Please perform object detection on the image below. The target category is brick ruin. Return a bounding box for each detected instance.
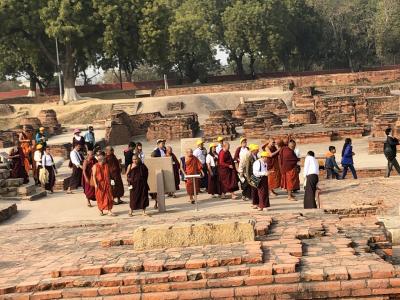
[105,110,200,145]
[202,110,237,141]
[146,113,199,141]
[37,109,62,135]
[0,109,63,149]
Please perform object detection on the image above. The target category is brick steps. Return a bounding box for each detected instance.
[3,276,400,299]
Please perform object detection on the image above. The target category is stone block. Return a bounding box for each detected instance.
[133,219,255,250]
[6,178,23,187]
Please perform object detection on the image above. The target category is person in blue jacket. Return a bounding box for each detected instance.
[341,138,357,179]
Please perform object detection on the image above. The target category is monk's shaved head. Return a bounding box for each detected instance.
[186,148,193,156]
[223,141,230,150]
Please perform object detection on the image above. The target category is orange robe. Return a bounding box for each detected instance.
[20,131,32,174]
[185,156,203,196]
[266,145,281,190]
[94,163,114,211]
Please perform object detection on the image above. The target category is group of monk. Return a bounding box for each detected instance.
[7,125,322,214]
[183,136,307,211]
[68,133,150,217]
[8,125,51,188]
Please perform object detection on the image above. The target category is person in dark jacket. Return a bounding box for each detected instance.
[151,139,166,157]
[124,142,136,172]
[325,146,341,179]
[384,127,400,177]
[341,138,357,179]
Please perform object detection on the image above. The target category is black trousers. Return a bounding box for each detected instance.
[386,157,400,177]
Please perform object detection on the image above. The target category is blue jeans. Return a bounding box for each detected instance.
[341,164,357,179]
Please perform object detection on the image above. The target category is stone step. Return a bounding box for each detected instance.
[17,183,37,196]
[0,189,46,201]
[0,203,17,223]
[5,178,23,187]
[0,169,10,180]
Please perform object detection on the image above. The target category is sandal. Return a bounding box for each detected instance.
[108,212,117,216]
[128,210,133,217]
[99,211,104,216]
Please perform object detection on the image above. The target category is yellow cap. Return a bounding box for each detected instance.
[36,144,43,150]
[209,143,216,148]
[39,127,45,131]
[239,137,247,144]
[217,136,224,142]
[260,151,270,157]
[249,144,259,151]
[196,139,204,146]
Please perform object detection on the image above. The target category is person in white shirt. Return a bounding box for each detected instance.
[67,144,84,194]
[41,146,56,193]
[33,144,43,185]
[252,151,272,211]
[303,151,319,209]
[216,136,224,154]
[206,143,220,198]
[193,140,208,191]
[136,142,145,163]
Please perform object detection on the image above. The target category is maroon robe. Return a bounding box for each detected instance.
[279,146,300,191]
[266,145,281,190]
[217,149,239,193]
[9,147,29,184]
[105,154,124,198]
[82,157,97,201]
[127,163,150,210]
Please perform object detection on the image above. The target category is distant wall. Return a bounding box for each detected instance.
[1,65,400,100]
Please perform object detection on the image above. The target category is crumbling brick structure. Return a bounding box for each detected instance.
[288,110,316,124]
[202,110,237,141]
[315,94,368,127]
[146,113,199,141]
[38,109,62,135]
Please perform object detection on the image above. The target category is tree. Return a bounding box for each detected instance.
[309,0,377,71]
[167,0,219,82]
[0,1,55,97]
[94,0,143,83]
[221,0,267,78]
[139,0,173,74]
[374,0,400,64]
[40,0,103,102]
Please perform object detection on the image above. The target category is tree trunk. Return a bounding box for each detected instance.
[27,76,37,97]
[232,52,245,79]
[62,42,80,102]
[249,54,256,79]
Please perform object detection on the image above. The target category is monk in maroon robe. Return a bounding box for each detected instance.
[279,140,300,201]
[8,144,29,184]
[184,149,204,204]
[217,142,239,199]
[126,155,150,216]
[105,146,125,204]
[82,150,97,207]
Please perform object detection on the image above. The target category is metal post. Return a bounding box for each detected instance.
[55,38,64,105]
[193,176,198,211]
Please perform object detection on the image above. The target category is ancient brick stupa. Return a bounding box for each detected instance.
[38,109,62,135]
[288,109,317,125]
[202,110,237,141]
[19,117,41,131]
[146,113,199,141]
[243,112,282,138]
